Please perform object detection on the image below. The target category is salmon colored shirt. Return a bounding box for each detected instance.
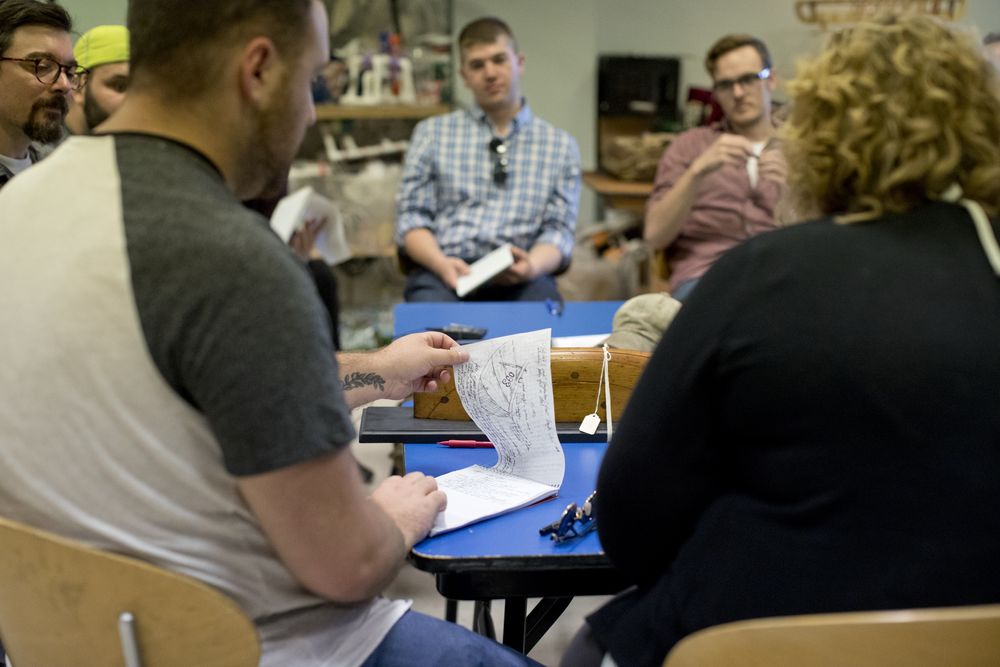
[648,122,785,291]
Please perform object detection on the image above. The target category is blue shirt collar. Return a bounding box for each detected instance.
[468,99,534,136]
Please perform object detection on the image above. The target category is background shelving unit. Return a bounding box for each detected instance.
[296,0,455,348]
[315,103,451,121]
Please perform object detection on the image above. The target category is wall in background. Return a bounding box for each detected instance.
[60,0,123,33]
[595,0,1000,93]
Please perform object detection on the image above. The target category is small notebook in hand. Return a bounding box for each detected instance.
[269,186,352,266]
[455,244,515,298]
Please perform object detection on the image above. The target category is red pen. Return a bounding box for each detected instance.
[437,440,494,448]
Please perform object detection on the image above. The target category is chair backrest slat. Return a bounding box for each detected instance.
[0,516,260,667]
[664,604,1000,667]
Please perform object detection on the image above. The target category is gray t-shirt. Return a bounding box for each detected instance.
[117,133,354,475]
[0,134,408,666]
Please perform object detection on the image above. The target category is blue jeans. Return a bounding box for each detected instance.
[404,267,561,303]
[360,610,543,667]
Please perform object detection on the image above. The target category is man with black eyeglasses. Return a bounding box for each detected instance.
[0,0,78,189]
[396,16,581,302]
[644,34,787,301]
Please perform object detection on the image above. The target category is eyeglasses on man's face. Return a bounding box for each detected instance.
[0,56,89,91]
[489,137,509,186]
[712,67,770,95]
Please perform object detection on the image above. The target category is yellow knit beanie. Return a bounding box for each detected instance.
[74,25,129,70]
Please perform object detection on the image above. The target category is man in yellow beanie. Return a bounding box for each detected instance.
[66,25,129,134]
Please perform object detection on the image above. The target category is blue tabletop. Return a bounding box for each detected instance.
[398,301,619,571]
[407,442,607,570]
[394,301,622,340]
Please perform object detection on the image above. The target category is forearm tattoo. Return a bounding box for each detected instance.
[342,372,386,393]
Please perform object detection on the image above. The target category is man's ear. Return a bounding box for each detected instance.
[71,88,84,106]
[458,58,472,89]
[238,36,281,108]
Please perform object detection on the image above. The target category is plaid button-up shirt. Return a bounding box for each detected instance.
[649,122,785,291]
[395,102,580,263]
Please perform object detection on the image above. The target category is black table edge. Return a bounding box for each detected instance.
[360,405,609,443]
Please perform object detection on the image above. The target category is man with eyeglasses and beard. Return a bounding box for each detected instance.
[64,25,130,135]
[396,16,581,302]
[644,34,787,301]
[0,0,78,189]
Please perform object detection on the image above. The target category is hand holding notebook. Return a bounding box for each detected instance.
[269,186,352,266]
[455,244,515,297]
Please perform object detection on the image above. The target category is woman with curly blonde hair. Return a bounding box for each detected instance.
[783,13,1000,221]
[565,15,1000,667]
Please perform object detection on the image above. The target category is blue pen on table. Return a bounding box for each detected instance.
[438,440,494,448]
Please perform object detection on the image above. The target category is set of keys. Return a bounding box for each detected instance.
[539,491,597,543]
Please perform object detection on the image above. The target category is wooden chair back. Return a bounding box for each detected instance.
[0,515,260,667]
[663,604,1000,667]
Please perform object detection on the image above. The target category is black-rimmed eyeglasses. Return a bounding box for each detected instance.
[0,56,89,91]
[489,137,509,186]
[712,67,770,95]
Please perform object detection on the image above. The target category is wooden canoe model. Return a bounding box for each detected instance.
[413,347,651,422]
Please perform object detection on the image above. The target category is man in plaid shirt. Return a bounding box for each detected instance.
[396,16,581,302]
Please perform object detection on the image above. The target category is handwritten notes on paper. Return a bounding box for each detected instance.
[429,329,565,535]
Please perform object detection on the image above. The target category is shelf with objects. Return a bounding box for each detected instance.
[315,103,450,121]
[289,0,453,349]
[579,55,682,293]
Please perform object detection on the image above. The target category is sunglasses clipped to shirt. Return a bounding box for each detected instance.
[489,137,509,186]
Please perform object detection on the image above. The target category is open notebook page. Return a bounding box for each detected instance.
[429,328,564,535]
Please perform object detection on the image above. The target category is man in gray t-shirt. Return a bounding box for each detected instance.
[0,1,539,666]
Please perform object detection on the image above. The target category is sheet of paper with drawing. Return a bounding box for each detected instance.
[430,328,565,535]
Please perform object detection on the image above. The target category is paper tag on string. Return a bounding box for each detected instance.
[602,344,613,442]
[579,412,601,435]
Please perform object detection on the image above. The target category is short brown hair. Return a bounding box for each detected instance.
[704,34,772,77]
[127,0,315,99]
[0,0,72,56]
[782,14,1000,219]
[458,17,518,58]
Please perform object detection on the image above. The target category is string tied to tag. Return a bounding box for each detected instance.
[579,344,613,442]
